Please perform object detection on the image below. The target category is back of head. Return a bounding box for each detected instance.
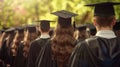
[40,20,50,32]
[5,28,16,45]
[36,20,52,33]
[76,25,89,40]
[85,2,120,27]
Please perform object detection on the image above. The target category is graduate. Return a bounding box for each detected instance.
[0,29,5,67]
[14,25,38,67]
[11,26,25,67]
[0,29,5,49]
[69,2,120,67]
[75,25,89,42]
[36,10,77,67]
[85,23,96,37]
[0,28,16,67]
[27,20,52,67]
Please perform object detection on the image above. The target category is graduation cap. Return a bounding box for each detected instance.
[26,25,36,33]
[77,25,87,31]
[36,20,54,28]
[85,2,120,16]
[35,20,54,32]
[113,20,120,30]
[51,10,78,27]
[85,23,96,35]
[5,28,16,34]
[16,26,25,33]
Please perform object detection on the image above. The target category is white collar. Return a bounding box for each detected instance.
[95,30,116,39]
[40,34,50,39]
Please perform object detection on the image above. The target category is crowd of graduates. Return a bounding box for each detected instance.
[0,1,120,67]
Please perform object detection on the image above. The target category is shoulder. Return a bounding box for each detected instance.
[31,39,39,44]
[31,38,50,44]
[76,36,99,49]
[30,38,51,48]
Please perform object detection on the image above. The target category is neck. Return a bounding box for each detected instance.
[41,32,49,35]
[96,26,113,32]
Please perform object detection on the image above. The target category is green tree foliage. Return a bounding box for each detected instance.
[0,0,120,28]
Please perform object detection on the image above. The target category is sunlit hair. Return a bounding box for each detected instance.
[51,24,76,67]
[11,31,24,56]
[6,32,15,49]
[0,32,6,48]
[94,16,115,27]
[23,30,38,57]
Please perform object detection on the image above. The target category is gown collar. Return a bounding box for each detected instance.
[95,30,116,39]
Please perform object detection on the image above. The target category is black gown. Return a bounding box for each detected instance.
[0,48,5,67]
[13,42,27,67]
[36,39,58,67]
[27,38,50,67]
[0,40,5,67]
[68,36,120,67]
[0,39,13,67]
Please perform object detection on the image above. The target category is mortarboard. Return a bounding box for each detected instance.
[26,25,36,33]
[35,20,54,32]
[51,10,78,27]
[5,28,16,34]
[85,23,96,35]
[76,25,87,31]
[36,20,54,28]
[85,2,120,16]
[16,26,25,33]
[85,23,96,31]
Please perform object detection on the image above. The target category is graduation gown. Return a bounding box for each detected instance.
[27,38,50,67]
[0,48,5,67]
[13,42,27,67]
[36,40,58,67]
[0,40,5,67]
[69,36,120,67]
[0,39,13,67]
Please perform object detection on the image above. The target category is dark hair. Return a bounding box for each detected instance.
[94,16,115,27]
[51,24,76,67]
[40,22,50,32]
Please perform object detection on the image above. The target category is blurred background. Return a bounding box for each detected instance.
[0,0,120,29]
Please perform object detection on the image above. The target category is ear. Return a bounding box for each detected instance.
[112,17,116,26]
[93,18,97,26]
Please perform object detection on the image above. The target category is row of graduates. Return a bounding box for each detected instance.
[0,1,120,67]
[0,11,96,67]
[0,25,39,67]
[26,2,120,67]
